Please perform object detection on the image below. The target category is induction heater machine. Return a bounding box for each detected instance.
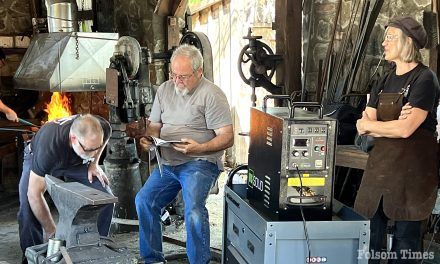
[247,100,337,221]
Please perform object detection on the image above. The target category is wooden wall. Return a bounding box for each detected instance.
[191,0,277,165]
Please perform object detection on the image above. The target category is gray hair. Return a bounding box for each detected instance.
[385,27,422,63]
[170,44,204,71]
[70,114,103,140]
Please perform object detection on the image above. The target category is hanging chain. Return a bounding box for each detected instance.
[75,0,86,60]
[75,32,80,60]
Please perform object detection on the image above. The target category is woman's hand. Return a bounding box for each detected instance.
[356,111,372,135]
[399,103,413,120]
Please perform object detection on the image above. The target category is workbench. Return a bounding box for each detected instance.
[335,145,368,170]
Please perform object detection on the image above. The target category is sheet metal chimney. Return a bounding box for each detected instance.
[14,0,118,92]
[46,0,78,32]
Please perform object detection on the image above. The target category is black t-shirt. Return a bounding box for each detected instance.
[30,115,111,177]
[367,64,440,132]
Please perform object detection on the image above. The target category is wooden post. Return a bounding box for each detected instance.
[275,0,302,99]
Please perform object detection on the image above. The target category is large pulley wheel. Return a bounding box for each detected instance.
[180,31,214,82]
[114,36,141,78]
[237,41,277,86]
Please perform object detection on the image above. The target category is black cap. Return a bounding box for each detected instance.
[387,16,427,49]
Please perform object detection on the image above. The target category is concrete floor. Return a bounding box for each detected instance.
[0,173,227,264]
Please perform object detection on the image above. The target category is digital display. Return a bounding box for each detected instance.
[294,139,308,147]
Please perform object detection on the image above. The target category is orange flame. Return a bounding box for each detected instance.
[44,92,72,121]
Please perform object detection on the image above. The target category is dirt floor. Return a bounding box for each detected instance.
[0,172,228,264]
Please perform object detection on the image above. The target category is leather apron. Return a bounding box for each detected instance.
[354,92,438,221]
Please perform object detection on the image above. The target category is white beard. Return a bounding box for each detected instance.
[72,142,95,163]
[175,85,189,96]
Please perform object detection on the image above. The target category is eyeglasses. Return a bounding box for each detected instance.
[78,138,102,152]
[170,71,195,81]
[384,34,399,42]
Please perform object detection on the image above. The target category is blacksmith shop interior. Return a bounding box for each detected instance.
[1,0,440,263]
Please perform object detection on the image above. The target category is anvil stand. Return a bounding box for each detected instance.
[25,175,137,264]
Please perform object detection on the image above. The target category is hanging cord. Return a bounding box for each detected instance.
[295,165,312,262]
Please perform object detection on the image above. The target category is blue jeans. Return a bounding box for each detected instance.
[17,145,114,252]
[369,201,421,264]
[135,160,220,264]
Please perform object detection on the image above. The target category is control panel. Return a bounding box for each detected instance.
[288,124,328,170]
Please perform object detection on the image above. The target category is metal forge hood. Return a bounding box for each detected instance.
[14,32,118,92]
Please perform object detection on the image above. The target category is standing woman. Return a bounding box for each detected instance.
[355,17,439,263]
